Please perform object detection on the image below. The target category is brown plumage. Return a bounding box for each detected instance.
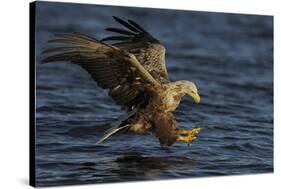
[42,16,201,146]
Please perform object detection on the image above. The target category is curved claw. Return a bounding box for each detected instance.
[176,127,201,145]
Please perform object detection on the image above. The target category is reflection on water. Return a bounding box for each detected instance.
[112,155,196,179]
[35,1,273,187]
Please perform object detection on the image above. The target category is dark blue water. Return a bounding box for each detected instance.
[35,1,273,187]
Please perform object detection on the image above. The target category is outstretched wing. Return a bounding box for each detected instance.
[42,33,160,111]
[102,16,169,83]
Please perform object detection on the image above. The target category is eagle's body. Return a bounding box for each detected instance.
[42,17,201,146]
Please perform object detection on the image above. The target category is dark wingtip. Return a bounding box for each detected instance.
[105,27,136,36]
[112,16,123,24]
[113,16,121,21]
[111,16,142,33]
[127,19,146,32]
[101,36,131,42]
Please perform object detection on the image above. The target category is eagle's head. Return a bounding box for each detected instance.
[174,80,201,104]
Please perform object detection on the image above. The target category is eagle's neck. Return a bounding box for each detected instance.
[149,83,184,112]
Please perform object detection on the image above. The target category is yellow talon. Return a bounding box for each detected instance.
[176,127,201,145]
[181,127,201,135]
[176,135,197,144]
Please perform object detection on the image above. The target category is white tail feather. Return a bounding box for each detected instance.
[95,124,130,144]
[95,112,135,145]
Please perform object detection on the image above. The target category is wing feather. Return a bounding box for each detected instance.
[106,27,136,36]
[112,16,142,33]
[101,17,169,83]
[42,32,160,111]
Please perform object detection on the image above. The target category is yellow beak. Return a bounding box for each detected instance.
[192,93,200,104]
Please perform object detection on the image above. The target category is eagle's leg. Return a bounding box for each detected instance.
[176,127,201,145]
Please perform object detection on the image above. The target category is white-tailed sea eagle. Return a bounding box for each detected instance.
[42,16,201,146]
